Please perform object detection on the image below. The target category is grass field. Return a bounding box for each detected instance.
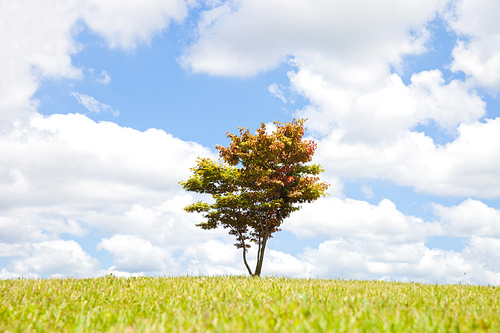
[1,276,499,332]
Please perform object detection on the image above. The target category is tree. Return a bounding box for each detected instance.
[180,119,329,276]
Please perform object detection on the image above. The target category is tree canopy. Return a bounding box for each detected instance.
[180,119,329,276]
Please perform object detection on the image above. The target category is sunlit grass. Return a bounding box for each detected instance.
[1,276,498,332]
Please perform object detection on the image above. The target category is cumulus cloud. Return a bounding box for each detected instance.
[0,113,212,204]
[182,239,245,276]
[410,70,486,130]
[301,239,474,283]
[181,0,446,80]
[81,0,192,49]
[0,0,81,126]
[8,240,99,278]
[284,197,437,242]
[180,241,314,277]
[463,236,500,274]
[445,0,500,91]
[0,268,39,280]
[0,112,227,278]
[98,235,168,273]
[262,250,314,278]
[0,112,215,236]
[277,197,500,284]
[313,118,500,198]
[0,215,87,245]
[433,199,500,238]
[293,69,485,142]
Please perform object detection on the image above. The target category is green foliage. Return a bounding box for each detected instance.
[180,119,329,276]
[1,277,499,332]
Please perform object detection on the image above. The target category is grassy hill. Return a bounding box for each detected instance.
[1,276,498,332]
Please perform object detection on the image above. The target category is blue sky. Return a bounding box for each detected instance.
[2,0,500,284]
[35,20,306,138]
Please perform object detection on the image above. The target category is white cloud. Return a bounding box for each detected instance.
[0,243,31,257]
[82,0,192,49]
[0,214,87,244]
[301,239,476,283]
[181,0,446,81]
[277,196,500,284]
[262,250,314,278]
[96,70,111,84]
[268,83,287,103]
[2,113,210,202]
[293,69,485,142]
[410,70,486,130]
[0,111,253,278]
[72,92,118,116]
[0,216,52,244]
[98,235,168,273]
[284,197,437,242]
[9,240,99,277]
[182,239,246,276]
[463,236,500,274]
[433,199,500,238]
[312,116,500,198]
[0,268,39,279]
[0,0,81,126]
[180,241,314,277]
[445,0,500,91]
[0,113,222,268]
[183,239,239,266]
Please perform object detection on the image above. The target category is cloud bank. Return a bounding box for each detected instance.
[1,0,500,285]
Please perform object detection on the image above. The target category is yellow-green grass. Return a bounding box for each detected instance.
[1,276,498,332]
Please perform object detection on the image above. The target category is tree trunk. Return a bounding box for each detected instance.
[242,246,253,276]
[238,232,254,276]
[256,235,262,272]
[254,233,268,277]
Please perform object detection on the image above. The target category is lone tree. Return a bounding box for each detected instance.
[180,119,329,276]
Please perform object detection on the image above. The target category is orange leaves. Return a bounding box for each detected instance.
[219,118,314,168]
[285,175,295,185]
[268,141,285,151]
[212,118,329,208]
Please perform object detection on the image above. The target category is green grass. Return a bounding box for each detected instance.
[1,276,498,332]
